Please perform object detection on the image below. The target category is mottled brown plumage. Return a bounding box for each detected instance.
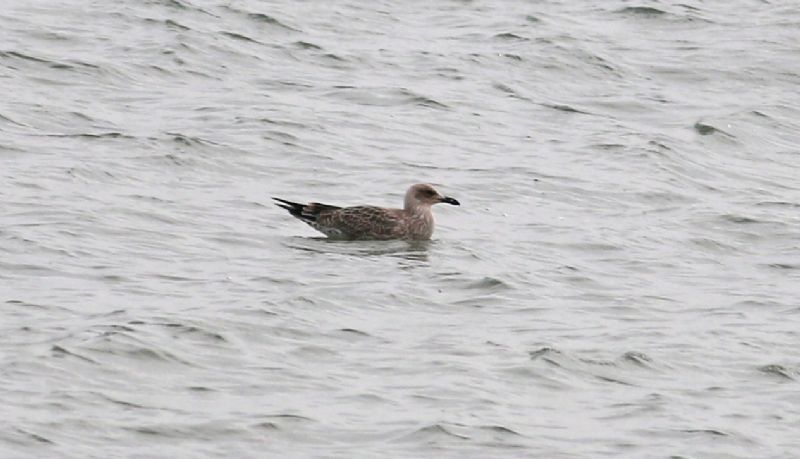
[273,184,460,240]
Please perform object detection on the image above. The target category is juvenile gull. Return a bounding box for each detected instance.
[273,184,460,240]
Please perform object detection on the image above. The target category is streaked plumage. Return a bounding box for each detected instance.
[273,184,460,240]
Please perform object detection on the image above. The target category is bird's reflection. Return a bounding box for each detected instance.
[285,237,432,264]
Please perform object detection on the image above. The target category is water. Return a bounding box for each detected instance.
[2,0,799,457]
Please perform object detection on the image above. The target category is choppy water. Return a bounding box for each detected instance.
[2,0,800,457]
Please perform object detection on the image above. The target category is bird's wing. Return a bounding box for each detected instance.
[273,198,342,225]
[315,206,404,240]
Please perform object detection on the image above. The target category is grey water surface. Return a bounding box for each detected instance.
[2,0,799,457]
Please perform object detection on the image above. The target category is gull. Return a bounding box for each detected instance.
[273,184,460,240]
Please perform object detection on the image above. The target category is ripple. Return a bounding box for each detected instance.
[493,32,528,41]
[679,428,729,437]
[245,13,298,31]
[50,345,98,364]
[221,31,260,43]
[693,121,734,137]
[293,41,323,51]
[479,425,523,436]
[44,132,135,140]
[165,19,190,31]
[397,424,470,442]
[71,328,196,366]
[528,346,562,362]
[166,132,220,146]
[542,103,592,115]
[0,112,29,127]
[758,364,795,380]
[616,6,668,17]
[159,322,229,343]
[337,328,371,337]
[157,0,189,9]
[765,263,799,270]
[125,421,243,438]
[756,201,800,208]
[720,214,762,224]
[1,50,52,63]
[619,351,654,368]
[527,347,657,388]
[464,276,511,290]
[12,427,54,445]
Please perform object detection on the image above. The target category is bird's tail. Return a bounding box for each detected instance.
[272,198,306,218]
[273,198,342,225]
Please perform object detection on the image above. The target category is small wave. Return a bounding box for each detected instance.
[756,201,800,208]
[166,132,220,146]
[44,132,135,140]
[479,425,523,436]
[221,31,260,43]
[689,237,738,252]
[397,423,470,442]
[542,103,592,115]
[165,19,190,31]
[51,345,98,364]
[258,413,314,424]
[264,129,299,145]
[324,87,448,109]
[758,364,795,380]
[75,327,196,366]
[127,420,243,438]
[293,41,323,50]
[253,421,279,430]
[617,6,668,16]
[187,386,214,392]
[493,83,528,100]
[13,428,54,445]
[96,393,150,409]
[411,95,448,109]
[2,50,51,63]
[158,0,188,9]
[720,214,762,224]
[321,53,346,62]
[246,13,298,31]
[0,112,29,127]
[493,32,529,41]
[693,121,734,137]
[680,428,729,437]
[160,322,229,343]
[337,328,371,336]
[766,263,798,270]
[528,346,561,361]
[619,351,654,367]
[465,276,511,291]
[529,348,655,386]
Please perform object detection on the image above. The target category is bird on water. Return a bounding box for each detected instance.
[273,183,460,241]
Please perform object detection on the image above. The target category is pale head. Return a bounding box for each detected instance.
[403,184,460,211]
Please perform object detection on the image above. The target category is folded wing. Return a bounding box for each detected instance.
[315,206,404,240]
[272,198,342,225]
[273,198,404,239]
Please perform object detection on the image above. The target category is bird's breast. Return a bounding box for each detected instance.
[406,212,434,240]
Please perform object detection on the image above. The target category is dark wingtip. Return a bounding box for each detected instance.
[272,197,303,214]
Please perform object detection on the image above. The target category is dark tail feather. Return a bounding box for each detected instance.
[273,198,341,225]
[272,197,305,218]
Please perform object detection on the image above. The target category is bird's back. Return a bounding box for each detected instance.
[316,206,407,240]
